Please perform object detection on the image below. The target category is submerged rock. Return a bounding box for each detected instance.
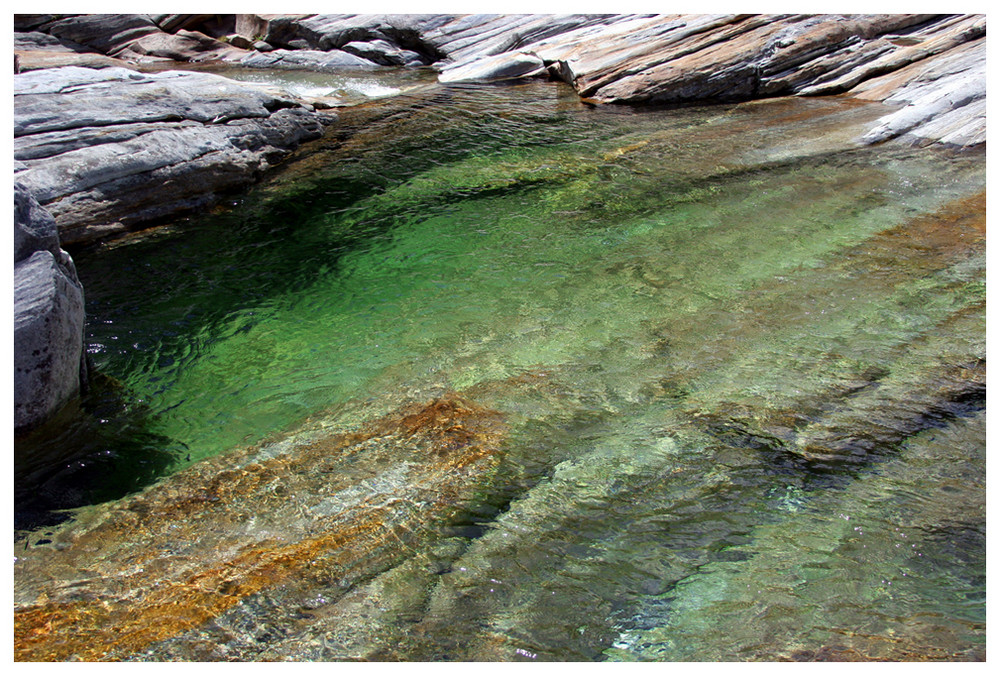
[603,409,986,662]
[685,190,986,465]
[14,394,506,661]
[8,14,986,659]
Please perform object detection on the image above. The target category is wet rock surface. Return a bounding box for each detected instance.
[14,394,506,661]
[12,93,985,659]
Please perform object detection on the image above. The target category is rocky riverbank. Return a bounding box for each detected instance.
[14,14,986,245]
[11,13,986,444]
[12,16,987,661]
[13,64,333,432]
[14,183,87,432]
[14,66,334,246]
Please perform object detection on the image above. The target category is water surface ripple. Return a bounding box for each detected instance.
[14,80,985,662]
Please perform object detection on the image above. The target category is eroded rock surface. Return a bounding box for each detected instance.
[14,394,506,661]
[14,183,87,432]
[10,74,985,659]
[197,13,987,148]
[14,14,986,151]
[13,66,334,245]
[426,14,986,148]
[14,13,247,67]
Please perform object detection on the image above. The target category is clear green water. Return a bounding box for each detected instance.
[17,80,985,660]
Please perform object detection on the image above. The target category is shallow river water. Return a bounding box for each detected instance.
[14,78,985,661]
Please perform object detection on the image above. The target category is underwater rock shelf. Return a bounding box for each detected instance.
[12,14,987,663]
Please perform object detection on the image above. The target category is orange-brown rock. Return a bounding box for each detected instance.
[14,395,506,661]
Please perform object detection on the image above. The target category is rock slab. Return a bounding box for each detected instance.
[421,13,987,148]
[15,14,986,150]
[211,13,987,148]
[14,183,87,433]
[13,66,335,244]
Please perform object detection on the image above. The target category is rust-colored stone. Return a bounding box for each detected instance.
[14,394,506,661]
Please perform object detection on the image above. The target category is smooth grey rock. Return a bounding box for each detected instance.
[240,48,379,71]
[438,52,546,83]
[18,14,248,65]
[916,96,985,147]
[14,67,290,136]
[399,50,427,67]
[150,14,215,34]
[14,66,334,244]
[860,36,985,148]
[14,182,60,263]
[13,64,145,96]
[267,14,452,55]
[14,250,86,432]
[114,28,243,62]
[13,28,137,71]
[426,14,613,63]
[227,34,254,50]
[20,108,331,243]
[17,123,254,203]
[14,15,60,31]
[341,39,415,66]
[14,31,85,52]
[14,120,200,161]
[39,14,162,56]
[14,184,87,433]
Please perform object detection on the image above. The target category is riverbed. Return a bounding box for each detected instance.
[14,76,985,661]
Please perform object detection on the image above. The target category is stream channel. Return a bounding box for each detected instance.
[14,70,986,661]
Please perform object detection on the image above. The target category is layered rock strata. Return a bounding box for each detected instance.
[14,183,87,433]
[427,14,986,148]
[13,66,334,245]
[14,395,506,661]
[15,14,986,151]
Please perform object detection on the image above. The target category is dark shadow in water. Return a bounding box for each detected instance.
[14,370,181,537]
[34,86,588,539]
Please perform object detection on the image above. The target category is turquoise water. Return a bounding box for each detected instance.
[16,80,985,661]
